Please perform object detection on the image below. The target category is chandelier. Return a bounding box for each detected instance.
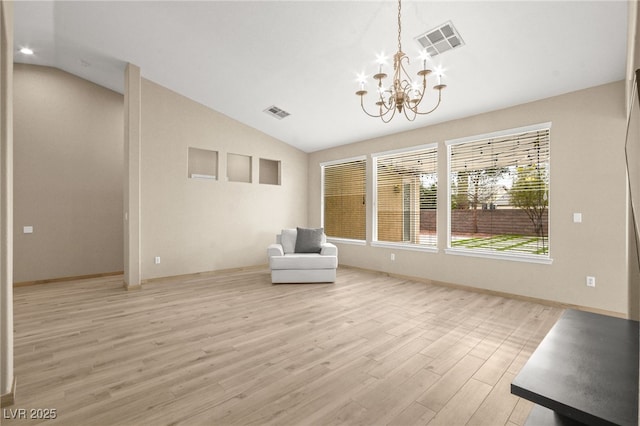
[356,0,447,122]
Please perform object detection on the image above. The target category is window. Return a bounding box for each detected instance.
[447,123,551,261]
[321,158,366,241]
[373,144,438,249]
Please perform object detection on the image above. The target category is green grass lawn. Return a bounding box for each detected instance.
[451,234,548,255]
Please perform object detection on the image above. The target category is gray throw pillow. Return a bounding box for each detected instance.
[295,227,324,253]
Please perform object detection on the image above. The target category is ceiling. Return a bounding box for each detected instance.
[13,1,629,153]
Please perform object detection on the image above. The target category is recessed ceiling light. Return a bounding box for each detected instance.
[19,47,34,55]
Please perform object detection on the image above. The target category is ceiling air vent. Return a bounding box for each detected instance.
[264,105,291,120]
[415,21,464,57]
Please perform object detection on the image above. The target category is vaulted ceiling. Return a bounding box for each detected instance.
[13,1,629,153]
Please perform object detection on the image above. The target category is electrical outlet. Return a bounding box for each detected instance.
[154,256,161,265]
[390,253,395,261]
[586,276,595,287]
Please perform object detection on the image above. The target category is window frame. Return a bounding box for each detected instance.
[371,143,439,253]
[320,156,368,245]
[445,122,553,264]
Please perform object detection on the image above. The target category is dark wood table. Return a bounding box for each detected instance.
[511,309,639,426]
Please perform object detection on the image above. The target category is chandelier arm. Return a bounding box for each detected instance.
[359,95,394,118]
[380,98,395,118]
[394,56,412,97]
[378,89,390,110]
[397,55,410,79]
[413,90,443,116]
[359,99,386,118]
[403,105,418,122]
[409,75,428,108]
[410,91,426,109]
[381,104,397,123]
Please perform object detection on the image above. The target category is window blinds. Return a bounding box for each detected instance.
[323,159,366,240]
[448,127,550,256]
[375,146,437,246]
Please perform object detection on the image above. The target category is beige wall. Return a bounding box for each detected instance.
[309,81,629,315]
[140,79,307,280]
[13,64,124,283]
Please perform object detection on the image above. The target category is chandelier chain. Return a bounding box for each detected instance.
[397,0,402,53]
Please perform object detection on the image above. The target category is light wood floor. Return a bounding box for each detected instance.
[6,267,562,425]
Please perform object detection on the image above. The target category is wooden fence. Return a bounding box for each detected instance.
[420,209,549,237]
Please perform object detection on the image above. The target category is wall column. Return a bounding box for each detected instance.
[0,0,15,406]
[124,64,141,289]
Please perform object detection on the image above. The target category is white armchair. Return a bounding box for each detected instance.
[267,228,338,283]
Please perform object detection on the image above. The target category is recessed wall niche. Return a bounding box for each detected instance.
[259,158,281,185]
[188,147,218,180]
[227,153,252,183]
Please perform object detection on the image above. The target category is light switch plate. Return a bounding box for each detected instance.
[573,213,582,223]
[23,226,33,234]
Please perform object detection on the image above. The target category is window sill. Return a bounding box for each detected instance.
[326,237,367,246]
[445,248,553,264]
[371,241,438,253]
